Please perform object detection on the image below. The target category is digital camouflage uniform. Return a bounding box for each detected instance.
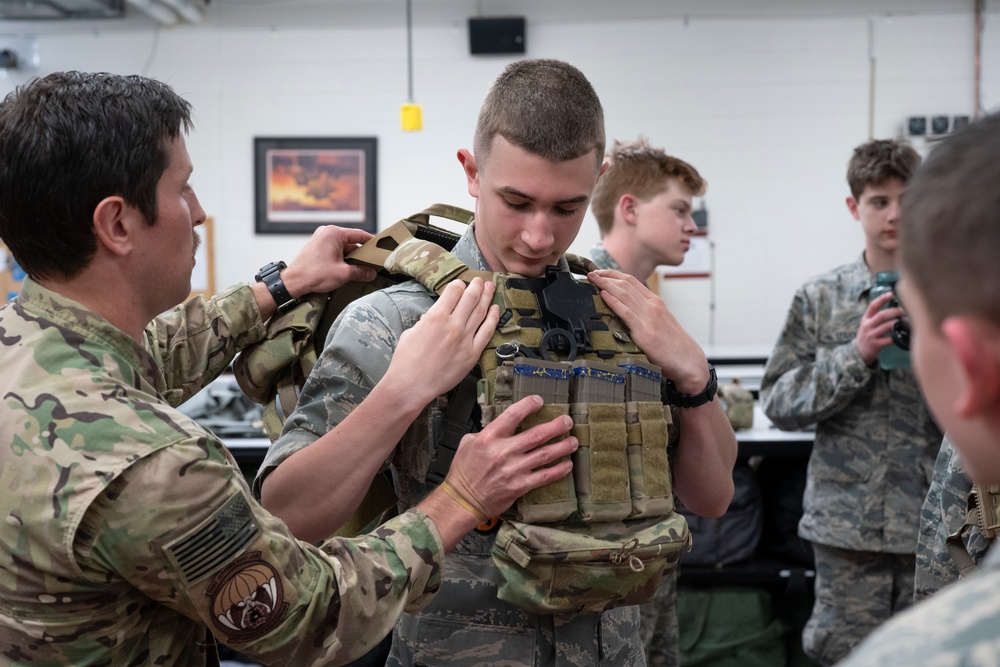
[590,242,679,667]
[836,545,1000,666]
[760,255,942,666]
[0,279,445,667]
[258,226,646,667]
[914,435,992,601]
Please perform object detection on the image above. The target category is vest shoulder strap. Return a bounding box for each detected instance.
[233,204,476,440]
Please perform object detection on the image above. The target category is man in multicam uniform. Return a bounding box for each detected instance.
[588,137,709,667]
[913,434,992,601]
[760,138,942,666]
[256,59,738,667]
[836,112,1000,667]
[0,71,578,666]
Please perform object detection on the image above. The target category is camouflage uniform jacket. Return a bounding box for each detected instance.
[837,544,1000,666]
[259,225,646,666]
[0,279,443,666]
[914,435,992,601]
[588,243,619,274]
[760,256,941,552]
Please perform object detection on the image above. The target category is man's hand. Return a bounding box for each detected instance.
[280,225,378,298]
[856,291,906,365]
[253,225,377,321]
[384,278,500,414]
[588,268,709,393]
[445,395,576,520]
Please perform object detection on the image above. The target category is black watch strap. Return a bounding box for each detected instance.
[663,365,718,408]
[254,261,297,312]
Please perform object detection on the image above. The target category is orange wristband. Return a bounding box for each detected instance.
[439,480,490,524]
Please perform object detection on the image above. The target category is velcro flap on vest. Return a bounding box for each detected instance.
[627,401,673,518]
[500,284,541,311]
[571,403,631,523]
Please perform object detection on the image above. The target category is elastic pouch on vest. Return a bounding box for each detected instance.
[571,402,631,523]
[508,403,577,524]
[492,513,690,615]
[627,401,674,518]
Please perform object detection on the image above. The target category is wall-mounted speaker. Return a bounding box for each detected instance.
[469,17,526,55]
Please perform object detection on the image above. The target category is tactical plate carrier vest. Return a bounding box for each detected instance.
[235,205,690,614]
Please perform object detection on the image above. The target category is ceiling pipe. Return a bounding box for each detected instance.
[158,0,203,24]
[125,0,178,25]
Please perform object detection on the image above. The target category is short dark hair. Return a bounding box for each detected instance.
[0,71,193,280]
[901,113,1000,326]
[473,59,605,172]
[591,137,706,236]
[846,138,921,200]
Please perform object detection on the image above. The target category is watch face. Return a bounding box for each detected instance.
[256,261,285,282]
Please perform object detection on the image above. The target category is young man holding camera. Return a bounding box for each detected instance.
[760,139,942,665]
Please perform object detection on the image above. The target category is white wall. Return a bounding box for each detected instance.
[2,0,997,351]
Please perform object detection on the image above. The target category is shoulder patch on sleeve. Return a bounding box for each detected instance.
[205,551,288,642]
[163,492,260,586]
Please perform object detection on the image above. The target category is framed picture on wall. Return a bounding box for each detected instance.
[254,136,377,234]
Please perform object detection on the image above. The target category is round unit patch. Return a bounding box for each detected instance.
[206,552,288,640]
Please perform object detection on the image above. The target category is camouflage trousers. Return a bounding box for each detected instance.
[803,543,915,666]
[387,551,646,667]
[638,571,679,667]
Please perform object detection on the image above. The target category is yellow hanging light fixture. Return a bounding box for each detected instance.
[401,0,423,131]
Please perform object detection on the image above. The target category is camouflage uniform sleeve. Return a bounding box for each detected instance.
[146,283,267,407]
[253,290,412,498]
[760,284,872,431]
[78,435,443,665]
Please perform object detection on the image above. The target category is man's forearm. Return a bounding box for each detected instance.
[671,400,738,518]
[260,380,430,543]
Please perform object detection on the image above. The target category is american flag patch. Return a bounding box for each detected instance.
[164,493,260,586]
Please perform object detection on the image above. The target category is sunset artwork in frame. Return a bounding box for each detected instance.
[254,136,377,234]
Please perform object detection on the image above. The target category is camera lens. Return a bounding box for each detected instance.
[891,318,910,351]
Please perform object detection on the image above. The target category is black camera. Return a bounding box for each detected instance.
[871,271,910,369]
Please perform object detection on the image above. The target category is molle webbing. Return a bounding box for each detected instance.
[476,269,676,527]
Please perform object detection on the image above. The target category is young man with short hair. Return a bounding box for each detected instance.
[590,137,706,281]
[258,60,738,666]
[761,139,942,665]
[837,111,1000,666]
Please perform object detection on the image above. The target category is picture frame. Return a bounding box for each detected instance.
[254,136,377,235]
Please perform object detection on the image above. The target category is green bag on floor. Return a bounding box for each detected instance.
[678,587,787,667]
